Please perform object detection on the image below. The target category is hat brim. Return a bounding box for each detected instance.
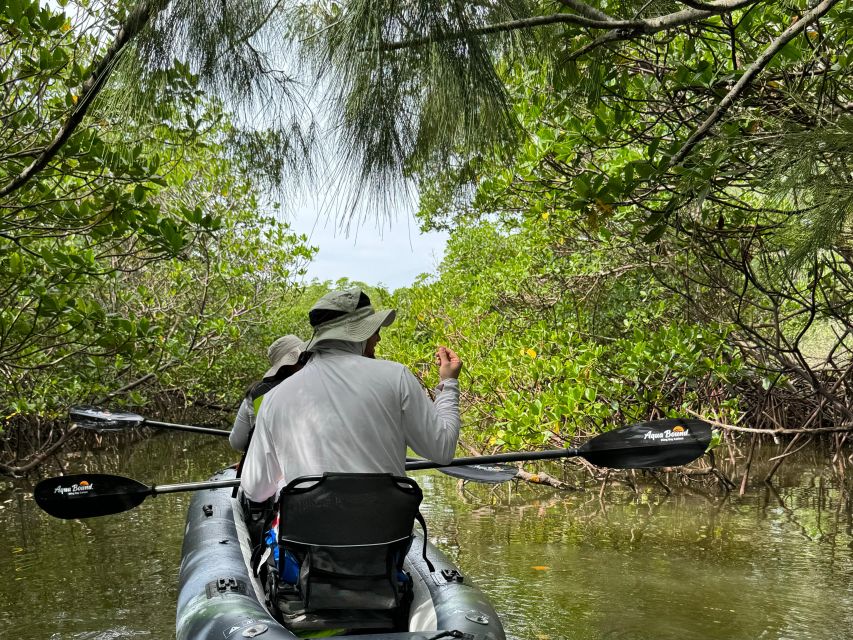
[262,342,306,379]
[305,308,396,351]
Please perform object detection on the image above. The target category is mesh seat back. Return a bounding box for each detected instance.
[278,473,422,546]
[277,473,422,615]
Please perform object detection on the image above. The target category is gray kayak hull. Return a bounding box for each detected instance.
[176,468,506,640]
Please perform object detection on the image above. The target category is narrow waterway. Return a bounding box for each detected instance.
[1,434,852,640]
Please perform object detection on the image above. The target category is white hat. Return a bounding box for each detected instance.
[304,288,396,351]
[263,334,306,379]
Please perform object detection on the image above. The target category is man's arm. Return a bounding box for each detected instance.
[229,397,254,452]
[400,346,463,464]
[240,408,283,502]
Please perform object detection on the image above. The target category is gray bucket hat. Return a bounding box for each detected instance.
[263,334,306,379]
[304,288,396,351]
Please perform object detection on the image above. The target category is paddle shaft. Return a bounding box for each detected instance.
[138,452,578,497]
[147,451,580,496]
[151,439,697,494]
[153,478,240,494]
[144,419,229,437]
[405,449,579,470]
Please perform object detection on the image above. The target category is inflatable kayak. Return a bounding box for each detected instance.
[176,468,506,640]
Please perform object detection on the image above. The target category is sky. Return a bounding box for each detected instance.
[284,189,450,292]
[48,0,452,292]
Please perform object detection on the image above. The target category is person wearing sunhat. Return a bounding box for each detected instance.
[241,288,463,503]
[229,334,307,452]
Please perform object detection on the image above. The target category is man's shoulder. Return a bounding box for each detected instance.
[363,357,409,376]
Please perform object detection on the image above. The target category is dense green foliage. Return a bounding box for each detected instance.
[383,220,741,448]
[379,0,853,446]
[4,0,853,469]
[0,0,313,451]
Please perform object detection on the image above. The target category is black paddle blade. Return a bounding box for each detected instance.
[69,406,145,432]
[578,419,712,469]
[34,474,151,519]
[438,463,519,484]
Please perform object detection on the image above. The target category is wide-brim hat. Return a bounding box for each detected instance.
[304,288,396,351]
[263,334,307,379]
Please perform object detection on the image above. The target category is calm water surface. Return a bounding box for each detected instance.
[1,435,852,639]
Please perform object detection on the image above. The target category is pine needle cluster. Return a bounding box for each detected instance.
[100,0,537,221]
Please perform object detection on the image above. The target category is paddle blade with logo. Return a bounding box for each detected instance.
[578,419,712,469]
[34,474,151,519]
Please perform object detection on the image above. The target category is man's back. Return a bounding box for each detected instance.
[241,340,460,502]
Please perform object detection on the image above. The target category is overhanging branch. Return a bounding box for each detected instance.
[380,0,761,51]
[669,0,842,167]
[0,0,164,198]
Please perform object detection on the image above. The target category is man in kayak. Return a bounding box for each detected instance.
[230,334,306,452]
[241,287,462,502]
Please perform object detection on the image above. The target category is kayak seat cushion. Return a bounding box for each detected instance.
[276,473,422,624]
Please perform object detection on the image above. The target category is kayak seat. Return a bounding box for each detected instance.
[274,473,422,631]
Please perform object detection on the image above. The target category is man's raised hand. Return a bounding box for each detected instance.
[435,346,463,380]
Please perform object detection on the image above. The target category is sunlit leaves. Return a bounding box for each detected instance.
[385,207,744,449]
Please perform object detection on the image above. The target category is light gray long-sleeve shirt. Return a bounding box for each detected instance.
[241,342,460,502]
[230,398,254,451]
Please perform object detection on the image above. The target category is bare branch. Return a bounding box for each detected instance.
[380,0,761,51]
[0,426,79,476]
[688,409,853,435]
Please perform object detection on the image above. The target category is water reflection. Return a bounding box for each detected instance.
[1,437,852,640]
[419,464,853,640]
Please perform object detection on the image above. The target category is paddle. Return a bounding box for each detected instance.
[71,407,710,484]
[69,405,230,437]
[73,406,517,483]
[407,418,713,482]
[33,474,240,519]
[35,418,712,519]
[406,457,519,483]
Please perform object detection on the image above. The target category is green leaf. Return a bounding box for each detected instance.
[642,223,667,243]
[705,429,722,453]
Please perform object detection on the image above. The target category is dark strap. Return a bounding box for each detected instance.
[249,378,281,402]
[414,511,435,573]
[248,503,278,577]
[231,426,256,498]
[250,542,266,578]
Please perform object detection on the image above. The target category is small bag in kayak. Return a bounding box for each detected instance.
[260,513,301,584]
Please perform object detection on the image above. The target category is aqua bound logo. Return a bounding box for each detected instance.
[53,480,94,495]
[643,425,690,441]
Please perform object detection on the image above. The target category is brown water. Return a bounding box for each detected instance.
[1,435,852,640]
